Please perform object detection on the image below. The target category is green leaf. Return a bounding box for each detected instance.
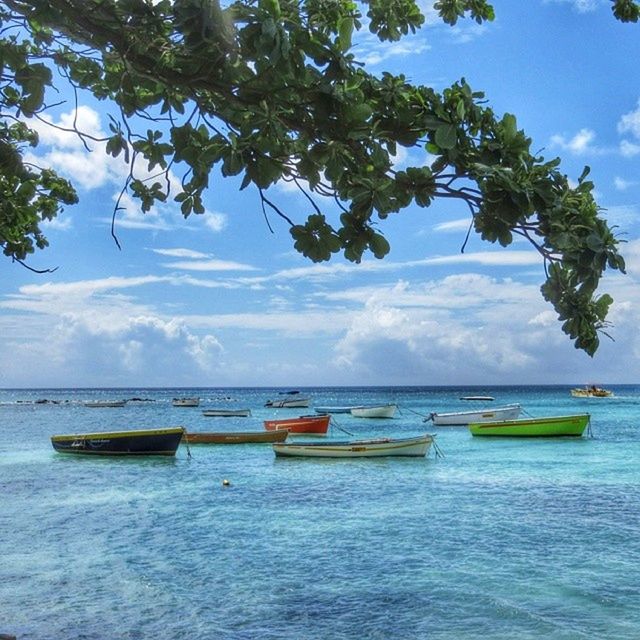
[435,124,456,149]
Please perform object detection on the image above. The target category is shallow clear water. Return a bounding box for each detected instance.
[2,386,640,639]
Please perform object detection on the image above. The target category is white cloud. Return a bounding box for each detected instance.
[620,139,640,158]
[614,176,634,190]
[353,25,431,67]
[110,192,173,231]
[0,275,225,386]
[30,106,106,149]
[151,248,211,259]
[42,215,73,231]
[544,0,600,13]
[550,128,601,155]
[433,218,473,233]
[422,250,539,267]
[26,107,230,237]
[616,100,640,157]
[618,99,640,139]
[51,314,223,384]
[162,258,258,272]
[359,40,431,66]
[203,211,227,232]
[448,22,489,44]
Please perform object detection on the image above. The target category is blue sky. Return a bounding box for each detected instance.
[2,0,640,388]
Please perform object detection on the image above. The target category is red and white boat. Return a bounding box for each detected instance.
[264,414,330,436]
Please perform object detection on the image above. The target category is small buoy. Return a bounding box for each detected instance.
[222,479,230,487]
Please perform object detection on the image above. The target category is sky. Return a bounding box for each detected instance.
[2,0,640,389]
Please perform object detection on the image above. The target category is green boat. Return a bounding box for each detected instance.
[468,414,590,437]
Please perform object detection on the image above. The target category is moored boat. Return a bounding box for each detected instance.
[570,385,613,398]
[428,403,521,426]
[350,403,397,419]
[172,397,200,407]
[314,405,355,414]
[84,400,127,408]
[51,427,185,456]
[265,397,310,408]
[264,414,330,435]
[184,430,288,444]
[273,433,435,458]
[202,408,252,417]
[468,414,590,437]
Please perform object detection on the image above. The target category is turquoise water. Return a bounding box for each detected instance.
[2,385,640,639]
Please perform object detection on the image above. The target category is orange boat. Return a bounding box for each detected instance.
[264,414,330,436]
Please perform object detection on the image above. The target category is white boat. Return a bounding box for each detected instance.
[273,433,435,458]
[314,406,355,414]
[350,403,397,419]
[84,400,126,408]
[265,397,310,408]
[172,397,200,407]
[202,408,252,417]
[428,403,521,426]
[570,386,613,398]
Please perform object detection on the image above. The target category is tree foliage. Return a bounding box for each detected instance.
[0,0,635,353]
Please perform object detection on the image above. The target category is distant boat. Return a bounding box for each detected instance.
[350,403,397,419]
[184,430,288,444]
[314,406,356,414]
[460,396,495,402]
[264,414,330,435]
[468,414,590,437]
[273,433,435,458]
[84,400,127,408]
[571,386,613,398]
[428,404,522,426]
[51,427,184,456]
[202,408,252,417]
[264,397,310,408]
[172,397,200,407]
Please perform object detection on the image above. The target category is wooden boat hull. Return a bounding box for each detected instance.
[265,398,310,408]
[202,409,251,417]
[350,404,397,418]
[184,430,288,444]
[51,427,184,456]
[264,414,330,435]
[469,414,590,437]
[273,434,434,458]
[432,404,521,426]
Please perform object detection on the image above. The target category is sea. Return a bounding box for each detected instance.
[2,385,639,640]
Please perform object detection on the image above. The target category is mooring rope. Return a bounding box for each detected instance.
[586,415,593,438]
[431,436,445,459]
[181,427,192,459]
[398,404,434,422]
[329,417,354,436]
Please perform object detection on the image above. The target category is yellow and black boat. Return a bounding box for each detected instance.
[51,426,184,456]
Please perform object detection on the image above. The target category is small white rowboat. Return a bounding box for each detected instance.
[428,403,521,426]
[273,433,434,458]
[350,403,397,419]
